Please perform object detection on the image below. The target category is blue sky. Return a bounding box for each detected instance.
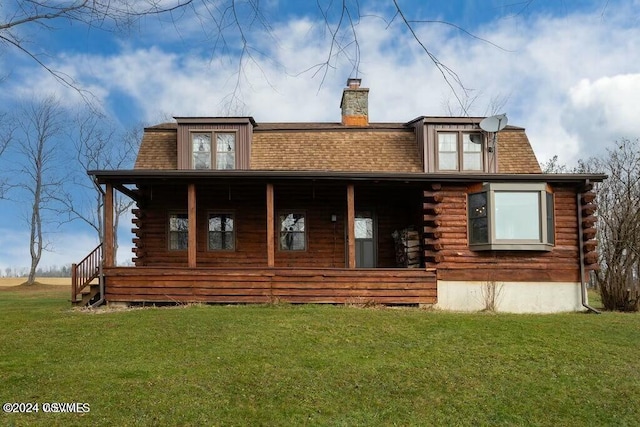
[1,0,640,273]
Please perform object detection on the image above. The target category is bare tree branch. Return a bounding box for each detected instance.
[10,95,69,284]
[588,139,640,311]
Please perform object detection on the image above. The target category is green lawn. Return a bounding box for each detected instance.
[1,285,639,426]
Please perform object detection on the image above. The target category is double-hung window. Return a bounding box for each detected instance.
[168,213,188,250]
[208,213,235,251]
[279,212,306,251]
[192,131,236,170]
[437,131,484,171]
[468,183,555,251]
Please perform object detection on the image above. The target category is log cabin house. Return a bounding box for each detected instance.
[73,79,605,312]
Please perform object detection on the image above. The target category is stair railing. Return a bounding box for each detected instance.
[71,244,103,303]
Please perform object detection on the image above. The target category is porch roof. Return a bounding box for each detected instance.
[89,169,606,186]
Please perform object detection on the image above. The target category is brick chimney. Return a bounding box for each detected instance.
[340,78,369,126]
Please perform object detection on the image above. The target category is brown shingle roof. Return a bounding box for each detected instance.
[133,121,541,174]
[134,128,177,169]
[251,128,422,172]
[497,129,541,173]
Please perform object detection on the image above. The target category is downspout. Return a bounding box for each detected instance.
[577,181,600,314]
[90,175,106,308]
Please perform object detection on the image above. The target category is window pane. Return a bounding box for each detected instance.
[209,232,222,249]
[280,213,305,250]
[209,214,234,250]
[170,232,188,250]
[469,193,487,219]
[216,133,235,152]
[438,133,458,170]
[216,133,235,170]
[463,133,482,170]
[223,232,234,250]
[438,133,457,151]
[209,214,234,232]
[355,216,373,239]
[169,214,188,250]
[439,153,458,170]
[463,153,482,171]
[468,193,488,244]
[192,134,211,169]
[494,192,541,240]
[280,213,305,232]
[216,152,235,170]
[546,192,555,244]
[463,133,482,152]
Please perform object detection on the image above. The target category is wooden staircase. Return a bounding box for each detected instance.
[72,244,103,307]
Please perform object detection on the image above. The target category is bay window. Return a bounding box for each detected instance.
[468,183,555,251]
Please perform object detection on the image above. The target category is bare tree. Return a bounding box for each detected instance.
[60,111,140,263]
[542,142,640,311]
[540,155,571,174]
[587,139,640,311]
[0,112,15,198]
[12,95,69,285]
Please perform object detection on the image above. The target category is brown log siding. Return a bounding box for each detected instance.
[133,183,268,267]
[132,182,424,269]
[431,184,580,282]
[104,267,437,305]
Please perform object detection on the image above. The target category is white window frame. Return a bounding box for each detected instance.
[468,183,555,251]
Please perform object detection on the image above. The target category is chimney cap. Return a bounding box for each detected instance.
[346,78,362,89]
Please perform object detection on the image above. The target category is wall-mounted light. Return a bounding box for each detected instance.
[330,214,337,222]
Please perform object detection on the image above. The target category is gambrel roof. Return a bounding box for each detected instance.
[134,121,541,174]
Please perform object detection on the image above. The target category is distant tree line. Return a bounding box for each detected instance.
[542,138,640,312]
[3,264,71,278]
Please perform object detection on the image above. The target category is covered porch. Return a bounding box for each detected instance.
[78,171,437,305]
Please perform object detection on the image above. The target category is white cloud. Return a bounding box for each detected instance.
[53,3,636,168]
[5,1,632,166]
[562,74,640,158]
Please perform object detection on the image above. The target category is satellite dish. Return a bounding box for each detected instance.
[469,134,483,144]
[480,114,508,133]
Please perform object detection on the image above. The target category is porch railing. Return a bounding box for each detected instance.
[71,243,103,303]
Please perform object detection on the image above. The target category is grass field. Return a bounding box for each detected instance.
[0,282,638,426]
[0,277,71,287]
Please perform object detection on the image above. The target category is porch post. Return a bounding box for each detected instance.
[104,182,115,267]
[347,183,356,269]
[188,183,197,268]
[266,183,275,267]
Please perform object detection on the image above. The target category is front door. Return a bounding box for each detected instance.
[355,211,376,268]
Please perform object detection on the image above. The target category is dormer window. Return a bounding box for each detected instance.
[215,133,236,169]
[191,131,236,170]
[192,133,211,169]
[437,132,483,172]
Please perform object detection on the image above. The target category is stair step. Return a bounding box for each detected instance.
[73,283,101,306]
